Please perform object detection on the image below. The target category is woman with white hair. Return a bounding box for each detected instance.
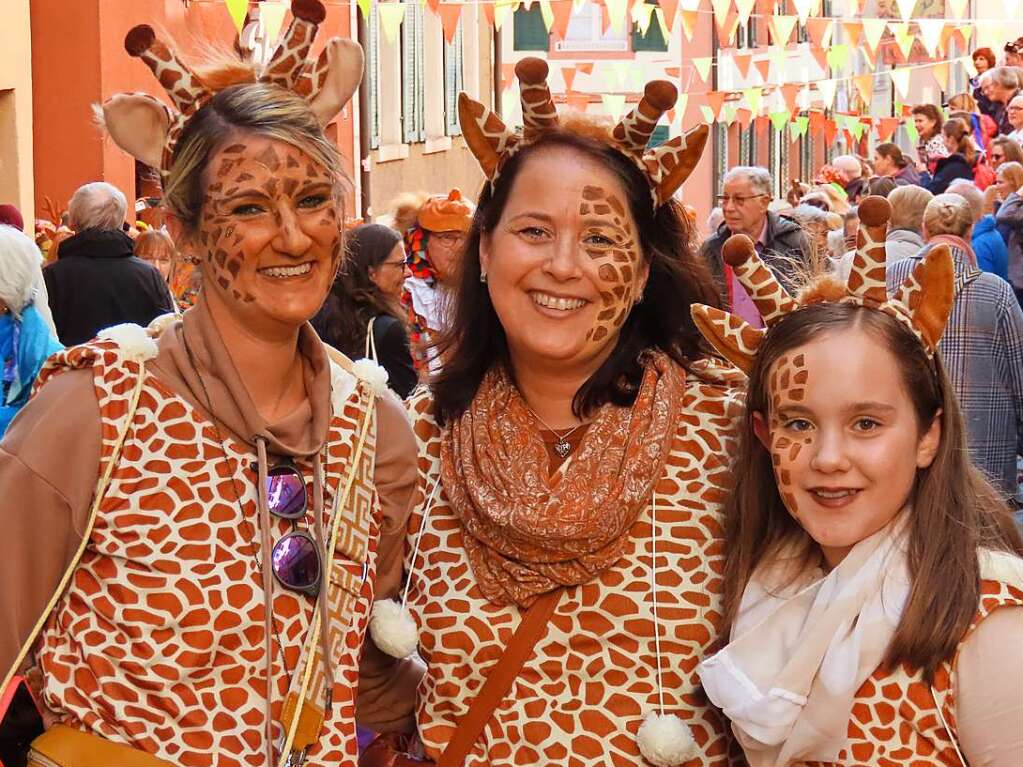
[0,226,62,434]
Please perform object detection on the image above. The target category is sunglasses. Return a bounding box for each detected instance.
[265,464,322,596]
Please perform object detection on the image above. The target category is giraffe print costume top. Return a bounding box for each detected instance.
[403,359,745,767]
[31,334,382,767]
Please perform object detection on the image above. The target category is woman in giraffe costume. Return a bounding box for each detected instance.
[0,2,423,765]
[364,57,745,767]
[694,195,1023,765]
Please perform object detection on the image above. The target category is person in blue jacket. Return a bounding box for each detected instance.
[947,179,1010,281]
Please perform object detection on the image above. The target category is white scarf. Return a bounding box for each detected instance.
[697,513,911,766]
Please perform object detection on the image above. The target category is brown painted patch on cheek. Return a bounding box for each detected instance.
[767,353,812,517]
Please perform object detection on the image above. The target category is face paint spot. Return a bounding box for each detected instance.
[222,144,246,154]
[255,145,281,171]
[283,178,299,197]
[592,326,608,342]
[598,264,617,282]
[582,186,604,201]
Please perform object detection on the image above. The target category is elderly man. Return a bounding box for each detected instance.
[1006,94,1023,143]
[947,179,1010,280]
[832,154,867,200]
[700,166,810,325]
[986,67,1022,135]
[43,182,174,345]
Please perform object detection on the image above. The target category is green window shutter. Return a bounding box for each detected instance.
[401,4,426,143]
[631,0,667,51]
[444,20,464,136]
[368,3,380,149]
[513,6,549,51]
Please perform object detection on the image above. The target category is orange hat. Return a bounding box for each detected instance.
[418,188,475,233]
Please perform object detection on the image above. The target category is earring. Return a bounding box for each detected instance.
[480,272,488,284]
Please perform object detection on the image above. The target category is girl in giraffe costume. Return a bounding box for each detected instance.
[0,2,423,765]
[693,195,1023,765]
[361,57,747,767]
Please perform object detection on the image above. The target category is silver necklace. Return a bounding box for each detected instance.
[523,404,586,458]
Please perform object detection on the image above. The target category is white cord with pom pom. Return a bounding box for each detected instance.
[368,479,441,658]
[637,491,699,767]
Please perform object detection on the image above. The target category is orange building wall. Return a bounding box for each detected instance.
[32,0,358,219]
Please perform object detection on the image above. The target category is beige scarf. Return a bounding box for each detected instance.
[440,352,683,607]
[697,513,912,766]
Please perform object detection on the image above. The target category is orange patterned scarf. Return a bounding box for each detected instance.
[440,352,683,607]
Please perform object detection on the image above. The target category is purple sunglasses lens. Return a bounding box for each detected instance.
[272,534,320,592]
[266,467,306,519]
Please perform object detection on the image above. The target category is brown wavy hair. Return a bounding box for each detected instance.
[722,303,1022,681]
[431,124,721,425]
[943,117,976,164]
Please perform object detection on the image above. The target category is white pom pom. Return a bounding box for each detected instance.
[351,358,390,396]
[637,712,698,767]
[369,599,419,659]
[97,323,159,362]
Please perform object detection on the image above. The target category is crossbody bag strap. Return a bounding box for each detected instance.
[436,589,562,767]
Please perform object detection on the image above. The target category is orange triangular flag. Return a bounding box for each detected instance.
[680,9,698,40]
[664,66,681,78]
[501,63,516,91]
[754,58,771,82]
[806,18,834,48]
[705,91,727,122]
[716,9,740,45]
[566,92,589,112]
[437,3,463,43]
[734,52,753,78]
[562,65,577,92]
[842,21,862,47]
[426,0,441,13]
[577,62,594,75]
[667,108,676,124]
[780,83,799,112]
[853,73,873,105]
[755,114,770,132]
[737,107,753,130]
[861,44,878,68]
[657,0,679,31]
[810,45,829,72]
[482,1,495,26]
[877,117,900,141]
[550,0,573,38]
[808,110,825,133]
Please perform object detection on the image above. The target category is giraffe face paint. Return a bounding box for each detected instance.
[480,147,648,375]
[196,135,341,332]
[758,327,940,569]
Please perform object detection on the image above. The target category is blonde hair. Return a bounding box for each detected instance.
[163,82,344,236]
[888,185,934,233]
[947,92,978,112]
[998,160,1023,192]
[923,193,974,238]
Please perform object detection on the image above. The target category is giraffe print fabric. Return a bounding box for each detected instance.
[31,337,382,767]
[765,352,811,516]
[403,359,746,766]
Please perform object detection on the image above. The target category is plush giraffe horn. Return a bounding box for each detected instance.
[458,92,518,180]
[722,234,798,325]
[261,0,326,91]
[847,195,891,306]
[515,57,558,140]
[645,124,710,206]
[124,25,210,116]
[613,81,678,157]
[690,304,765,374]
[891,242,955,351]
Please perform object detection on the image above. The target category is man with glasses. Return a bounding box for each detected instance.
[1006,94,1023,143]
[986,67,1022,136]
[700,166,810,325]
[989,136,1023,171]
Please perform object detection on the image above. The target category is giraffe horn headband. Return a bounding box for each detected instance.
[458,56,709,207]
[690,195,955,374]
[101,0,363,176]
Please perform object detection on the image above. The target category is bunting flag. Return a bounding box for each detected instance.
[754,58,771,82]
[889,23,916,60]
[770,14,797,45]
[550,0,573,38]
[792,0,814,25]
[861,18,887,54]
[743,86,762,114]
[657,0,679,30]
[960,55,978,78]
[693,57,713,82]
[842,20,862,47]
[377,2,406,42]
[700,105,716,123]
[675,93,688,123]
[258,1,288,43]
[710,0,731,28]
[895,0,916,22]
[806,18,834,49]
[877,117,900,141]
[905,118,919,144]
[790,115,809,139]
[577,62,594,75]
[717,9,740,45]
[720,103,737,126]
[733,52,753,78]
[809,110,825,133]
[482,0,495,26]
[706,91,727,121]
[494,0,515,30]
[605,0,629,34]
[890,67,911,99]
[770,110,790,132]
[562,65,577,92]
[810,44,829,73]
[631,1,654,35]
[959,23,973,45]
[817,78,837,109]
[737,107,753,130]
[501,63,515,90]
[602,93,627,121]
[825,44,850,71]
[426,0,440,14]
[680,9,699,40]
[948,0,968,18]
[853,74,873,105]
[225,0,248,31]
[539,0,554,31]
[566,92,589,112]
[655,8,671,40]
[917,18,944,57]
[438,3,462,43]
[823,119,838,145]
[735,0,757,26]
[769,44,787,72]
[780,83,800,112]
[931,61,950,91]
[861,43,879,68]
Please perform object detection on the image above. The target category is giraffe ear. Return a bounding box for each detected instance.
[893,243,955,350]
[261,0,326,90]
[100,93,171,169]
[847,194,891,305]
[307,38,364,126]
[646,123,710,206]
[690,304,763,375]
[458,92,517,180]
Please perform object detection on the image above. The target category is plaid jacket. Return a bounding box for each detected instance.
[889,244,1023,495]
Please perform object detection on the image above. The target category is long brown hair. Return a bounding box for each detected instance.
[943,117,976,164]
[722,303,1022,680]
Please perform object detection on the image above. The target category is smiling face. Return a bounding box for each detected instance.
[193,135,342,335]
[913,113,936,139]
[479,146,649,377]
[753,326,941,568]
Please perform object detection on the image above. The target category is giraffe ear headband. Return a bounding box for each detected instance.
[101,0,363,176]
[458,57,709,207]
[690,195,956,374]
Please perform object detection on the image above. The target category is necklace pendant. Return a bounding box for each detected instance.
[554,438,572,458]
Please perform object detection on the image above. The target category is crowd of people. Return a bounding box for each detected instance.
[0,2,1022,765]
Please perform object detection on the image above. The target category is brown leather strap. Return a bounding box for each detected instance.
[436,589,562,767]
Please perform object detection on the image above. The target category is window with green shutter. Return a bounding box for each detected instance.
[367,3,380,149]
[401,3,426,143]
[631,0,667,52]
[444,20,464,136]
[513,5,549,51]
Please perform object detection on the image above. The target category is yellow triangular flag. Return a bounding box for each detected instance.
[735,0,756,26]
[890,67,911,99]
[792,0,814,26]
[960,54,978,78]
[769,44,786,72]
[573,0,587,10]
[916,19,944,58]
[675,93,689,123]
[605,0,629,35]
[769,15,797,45]
[632,1,654,35]
[539,0,554,30]
[693,57,713,82]
[895,0,916,22]
[959,23,973,45]
[602,93,627,121]
[259,2,288,43]
[948,0,968,17]
[861,18,887,53]
[377,2,407,42]
[743,87,762,114]
[711,0,731,28]
[931,61,950,91]
[701,105,717,124]
[889,23,915,60]
[817,78,837,109]
[494,0,516,31]
[225,0,248,32]
[655,8,671,40]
